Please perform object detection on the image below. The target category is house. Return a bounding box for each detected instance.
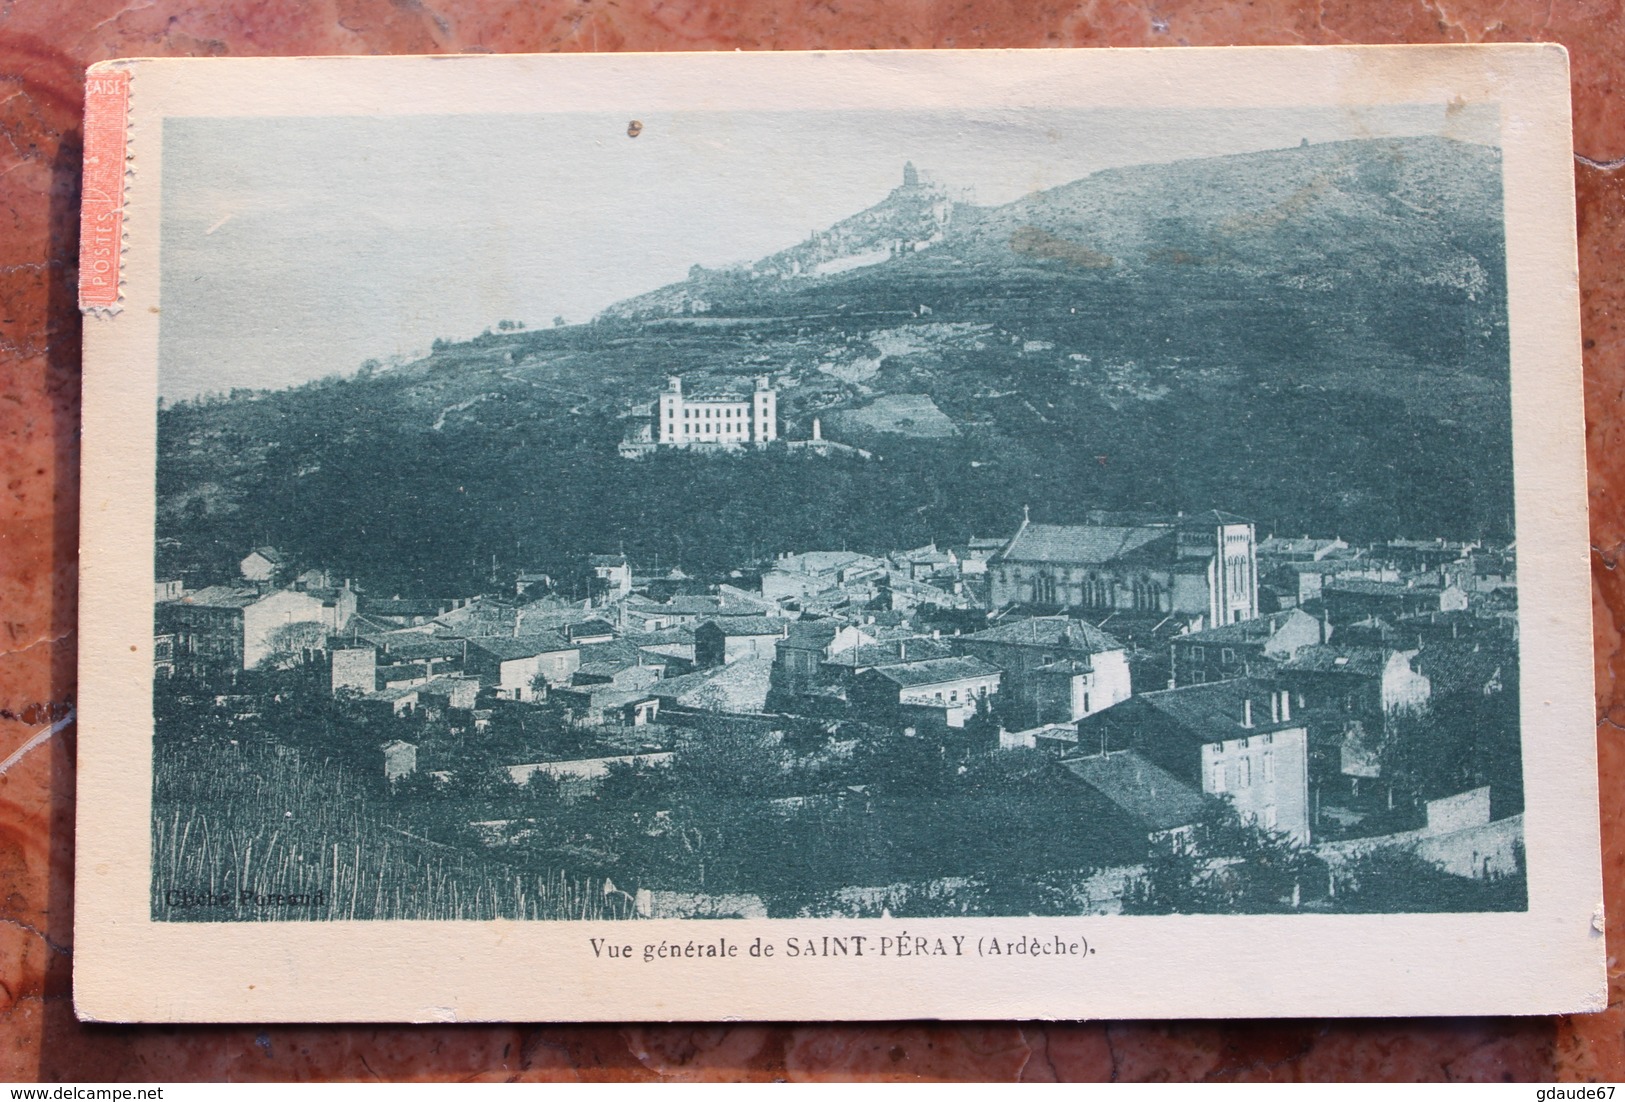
[1074,679,1311,843]
[327,645,377,695]
[156,585,330,673]
[1266,560,1355,608]
[302,583,358,633]
[376,661,433,691]
[380,739,418,783]
[364,634,469,672]
[1413,641,1513,699]
[626,627,697,671]
[871,574,970,614]
[418,675,481,713]
[364,674,480,718]
[652,656,776,715]
[514,571,552,598]
[465,633,581,701]
[695,616,789,667]
[989,508,1258,628]
[564,618,617,646]
[622,697,661,726]
[1063,750,1210,846]
[572,638,666,679]
[773,620,877,693]
[1368,537,1477,572]
[363,681,430,718]
[1000,722,1082,753]
[850,656,1002,728]
[893,543,959,582]
[1321,578,1469,625]
[552,668,664,725]
[1257,535,1349,562]
[1277,644,1432,719]
[957,616,1132,725]
[621,595,737,631]
[1169,607,1326,687]
[239,546,286,583]
[358,596,459,627]
[1466,550,1517,594]
[819,636,955,685]
[760,550,888,603]
[589,555,633,601]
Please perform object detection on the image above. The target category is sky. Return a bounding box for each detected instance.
[157,102,1499,400]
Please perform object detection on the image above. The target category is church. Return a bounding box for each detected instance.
[988,509,1259,629]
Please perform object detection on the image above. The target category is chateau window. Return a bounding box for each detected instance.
[1211,763,1227,792]
[1263,752,1275,781]
[1241,759,1252,787]
[1191,646,1204,663]
[1221,648,1235,664]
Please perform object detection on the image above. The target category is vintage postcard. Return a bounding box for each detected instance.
[75,46,1602,1021]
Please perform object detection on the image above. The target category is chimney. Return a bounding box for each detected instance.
[1242,698,1253,728]
[513,610,522,638]
[812,417,823,442]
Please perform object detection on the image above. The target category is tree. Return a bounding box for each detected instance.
[1121,797,1324,915]
[1327,842,1526,913]
[260,621,327,670]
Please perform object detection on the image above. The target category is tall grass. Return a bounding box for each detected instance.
[152,740,633,922]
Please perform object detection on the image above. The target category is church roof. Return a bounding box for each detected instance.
[996,523,1174,566]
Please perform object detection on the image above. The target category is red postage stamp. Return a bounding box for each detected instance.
[78,67,129,311]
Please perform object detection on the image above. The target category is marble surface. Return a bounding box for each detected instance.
[1,0,1621,1082]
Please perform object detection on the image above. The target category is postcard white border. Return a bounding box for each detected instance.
[75,45,1602,1022]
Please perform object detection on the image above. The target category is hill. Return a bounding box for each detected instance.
[155,136,1513,596]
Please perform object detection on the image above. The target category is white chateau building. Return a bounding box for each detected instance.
[657,375,778,447]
